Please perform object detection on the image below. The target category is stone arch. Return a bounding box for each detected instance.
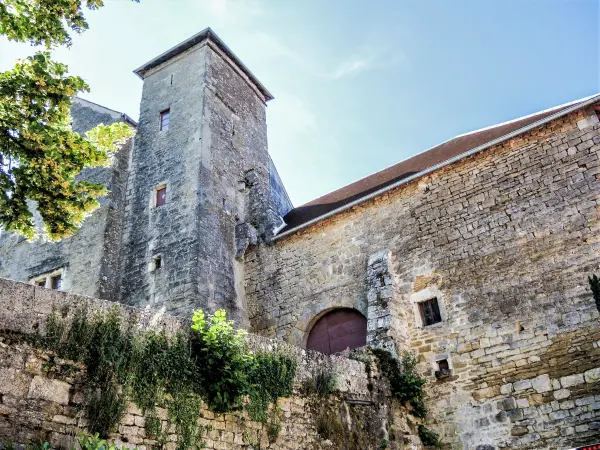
[305,308,367,355]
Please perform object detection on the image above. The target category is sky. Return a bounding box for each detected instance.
[1,0,599,206]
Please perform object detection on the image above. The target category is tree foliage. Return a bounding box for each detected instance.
[0,0,136,240]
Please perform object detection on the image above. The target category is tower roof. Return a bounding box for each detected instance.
[133,27,273,101]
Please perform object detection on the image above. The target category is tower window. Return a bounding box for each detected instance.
[155,186,167,207]
[159,109,170,131]
[419,297,442,326]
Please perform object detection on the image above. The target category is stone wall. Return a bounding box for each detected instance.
[0,98,133,301]
[0,277,418,449]
[245,105,600,448]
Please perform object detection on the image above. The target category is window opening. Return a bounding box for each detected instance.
[419,297,442,326]
[50,274,62,290]
[159,109,170,131]
[435,359,451,379]
[154,255,162,270]
[156,186,167,207]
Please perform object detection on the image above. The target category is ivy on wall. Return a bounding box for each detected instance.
[39,306,296,449]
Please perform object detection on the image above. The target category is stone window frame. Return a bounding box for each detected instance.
[431,353,453,379]
[410,287,447,329]
[30,268,65,291]
[150,182,169,208]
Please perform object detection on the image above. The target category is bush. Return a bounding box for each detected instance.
[39,307,296,447]
[418,424,441,447]
[372,349,427,418]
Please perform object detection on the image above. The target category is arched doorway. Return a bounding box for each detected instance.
[306,308,367,355]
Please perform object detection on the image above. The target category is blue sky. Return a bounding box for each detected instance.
[1,0,598,206]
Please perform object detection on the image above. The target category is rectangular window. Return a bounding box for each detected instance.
[419,298,442,326]
[435,359,451,379]
[159,109,170,131]
[50,274,62,290]
[156,186,167,207]
[35,279,46,287]
[154,255,162,270]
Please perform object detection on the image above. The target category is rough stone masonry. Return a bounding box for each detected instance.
[1,26,600,449]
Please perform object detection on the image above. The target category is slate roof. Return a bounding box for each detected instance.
[278,94,600,237]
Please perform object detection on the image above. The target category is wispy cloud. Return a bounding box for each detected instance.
[249,32,406,80]
[328,44,408,80]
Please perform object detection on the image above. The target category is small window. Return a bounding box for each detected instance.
[153,255,162,270]
[435,359,451,379]
[156,186,167,207]
[35,279,46,287]
[419,297,442,326]
[50,274,62,290]
[159,109,170,131]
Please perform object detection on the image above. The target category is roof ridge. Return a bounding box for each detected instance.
[278,93,600,238]
[300,94,599,208]
[74,96,138,127]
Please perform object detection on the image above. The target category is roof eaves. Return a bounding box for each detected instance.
[274,93,600,241]
[133,28,274,101]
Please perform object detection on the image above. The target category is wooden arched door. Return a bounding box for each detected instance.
[306,308,367,355]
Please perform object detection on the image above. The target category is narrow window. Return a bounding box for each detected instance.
[435,359,451,379]
[153,255,162,270]
[419,297,442,326]
[159,109,170,131]
[35,279,46,287]
[156,186,167,207]
[50,274,62,290]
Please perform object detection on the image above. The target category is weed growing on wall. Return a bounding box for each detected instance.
[372,349,427,418]
[39,306,296,448]
[418,424,441,447]
[302,368,338,397]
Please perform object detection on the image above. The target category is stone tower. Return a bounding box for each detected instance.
[120,28,289,323]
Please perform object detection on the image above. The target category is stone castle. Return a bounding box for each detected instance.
[2,28,600,448]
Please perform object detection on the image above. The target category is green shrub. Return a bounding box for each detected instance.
[189,309,252,413]
[39,307,296,448]
[418,424,441,447]
[372,349,427,418]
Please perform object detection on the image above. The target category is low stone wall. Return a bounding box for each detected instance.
[0,278,418,449]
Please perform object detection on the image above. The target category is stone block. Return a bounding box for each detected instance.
[560,374,584,388]
[0,368,30,398]
[531,374,551,393]
[498,397,517,411]
[513,379,532,392]
[553,389,570,400]
[507,409,524,422]
[28,376,70,405]
[511,426,528,436]
[584,367,600,383]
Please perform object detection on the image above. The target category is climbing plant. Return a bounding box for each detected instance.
[39,306,296,449]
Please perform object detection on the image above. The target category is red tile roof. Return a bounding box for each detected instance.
[279,96,598,235]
